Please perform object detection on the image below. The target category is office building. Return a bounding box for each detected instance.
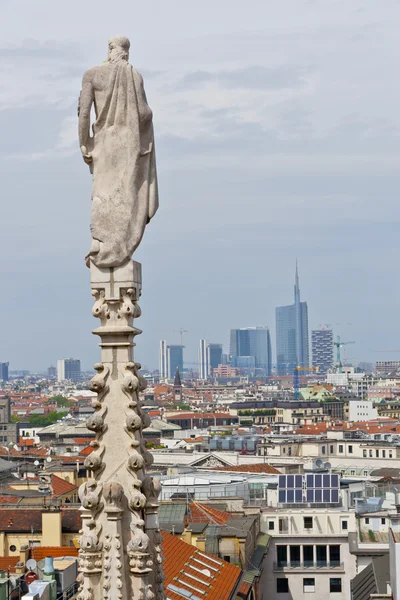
[47,365,57,379]
[167,345,184,379]
[198,341,223,380]
[311,329,334,374]
[0,363,9,382]
[229,327,272,375]
[208,343,223,370]
[375,360,400,374]
[159,340,169,380]
[57,358,81,382]
[276,263,309,375]
[0,395,17,443]
[199,339,209,380]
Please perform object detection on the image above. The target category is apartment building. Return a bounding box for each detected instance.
[260,506,356,599]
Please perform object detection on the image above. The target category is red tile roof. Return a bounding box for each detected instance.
[32,546,79,561]
[79,446,94,456]
[162,532,241,600]
[0,556,19,572]
[210,464,280,474]
[51,475,77,498]
[188,502,232,525]
[0,509,81,533]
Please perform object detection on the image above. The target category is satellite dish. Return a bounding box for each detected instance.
[324,462,332,470]
[315,459,323,467]
[46,457,52,463]
[26,559,37,570]
[34,460,39,467]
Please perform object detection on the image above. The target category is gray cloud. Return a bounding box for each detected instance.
[177,65,309,90]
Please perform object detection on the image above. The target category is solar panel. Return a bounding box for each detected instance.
[278,474,304,503]
[278,473,340,504]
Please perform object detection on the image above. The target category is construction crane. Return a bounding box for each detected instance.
[173,328,189,345]
[293,366,318,400]
[334,335,355,373]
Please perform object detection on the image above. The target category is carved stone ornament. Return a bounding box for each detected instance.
[103,481,124,513]
[79,480,103,512]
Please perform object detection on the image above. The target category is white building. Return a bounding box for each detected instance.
[159,340,169,380]
[199,339,210,380]
[261,506,356,599]
[348,399,378,421]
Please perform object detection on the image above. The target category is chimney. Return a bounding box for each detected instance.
[42,511,62,547]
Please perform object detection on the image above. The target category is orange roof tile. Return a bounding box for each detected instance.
[32,546,79,561]
[0,556,19,572]
[51,475,77,498]
[162,532,241,600]
[188,502,232,525]
[79,446,94,456]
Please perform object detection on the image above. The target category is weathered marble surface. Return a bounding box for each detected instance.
[78,36,158,269]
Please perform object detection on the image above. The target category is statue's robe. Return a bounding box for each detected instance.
[87,62,158,268]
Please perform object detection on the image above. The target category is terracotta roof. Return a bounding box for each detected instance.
[74,438,94,444]
[32,546,79,561]
[188,502,232,525]
[79,446,94,456]
[210,464,280,474]
[0,495,21,505]
[0,556,19,572]
[0,509,81,533]
[51,475,77,498]
[162,531,241,600]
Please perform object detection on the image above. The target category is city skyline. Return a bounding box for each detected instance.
[0,2,399,372]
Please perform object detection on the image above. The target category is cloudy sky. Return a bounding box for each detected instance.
[0,0,399,372]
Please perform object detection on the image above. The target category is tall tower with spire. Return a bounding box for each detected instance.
[276,262,309,375]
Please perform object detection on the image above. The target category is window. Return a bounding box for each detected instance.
[348,445,353,454]
[322,446,326,455]
[341,520,348,530]
[277,579,289,593]
[223,555,230,562]
[381,518,386,525]
[365,517,369,525]
[382,450,386,458]
[330,445,334,454]
[9,545,16,552]
[303,546,313,567]
[268,521,275,531]
[303,578,315,593]
[277,546,287,567]
[330,545,341,567]
[304,517,313,529]
[316,545,327,567]
[363,449,367,457]
[350,470,355,476]
[390,451,393,458]
[338,445,343,453]
[330,578,342,593]
[290,545,301,567]
[369,449,373,457]
[376,449,379,457]
[363,470,368,476]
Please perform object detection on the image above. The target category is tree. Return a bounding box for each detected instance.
[28,411,67,427]
[51,395,72,407]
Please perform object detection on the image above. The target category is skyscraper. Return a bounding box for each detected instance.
[276,263,309,375]
[208,343,223,371]
[199,339,210,380]
[159,340,169,380]
[0,363,9,382]
[168,345,184,379]
[229,327,272,375]
[312,329,334,374]
[57,358,81,382]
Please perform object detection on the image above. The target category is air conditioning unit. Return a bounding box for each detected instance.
[22,595,40,600]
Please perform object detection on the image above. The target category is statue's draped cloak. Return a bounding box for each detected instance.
[88,62,158,268]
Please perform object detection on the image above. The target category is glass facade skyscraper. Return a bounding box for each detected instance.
[167,345,184,379]
[229,326,272,375]
[276,264,309,375]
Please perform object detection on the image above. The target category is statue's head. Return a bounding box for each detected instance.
[108,36,130,63]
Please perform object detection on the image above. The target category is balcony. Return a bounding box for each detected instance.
[273,561,344,572]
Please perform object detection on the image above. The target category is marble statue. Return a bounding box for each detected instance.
[78,36,158,268]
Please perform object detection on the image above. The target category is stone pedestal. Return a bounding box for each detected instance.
[77,261,165,600]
